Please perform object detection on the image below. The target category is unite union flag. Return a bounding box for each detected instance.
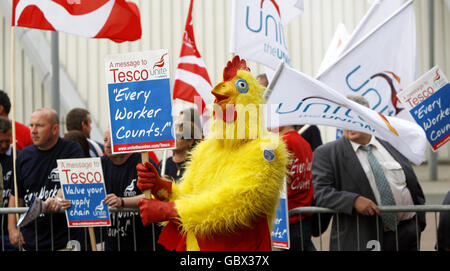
[266,62,427,165]
[12,0,141,42]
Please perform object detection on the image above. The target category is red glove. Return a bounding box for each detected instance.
[136,162,172,201]
[138,199,178,225]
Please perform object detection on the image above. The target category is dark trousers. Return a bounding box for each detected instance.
[289,218,316,251]
[382,216,420,251]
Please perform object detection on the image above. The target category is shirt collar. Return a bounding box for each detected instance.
[349,136,380,152]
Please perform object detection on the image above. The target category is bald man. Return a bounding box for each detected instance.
[8,108,86,251]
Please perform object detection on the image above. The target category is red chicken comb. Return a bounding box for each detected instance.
[223,55,251,81]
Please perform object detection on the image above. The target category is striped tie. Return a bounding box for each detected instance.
[360,145,397,231]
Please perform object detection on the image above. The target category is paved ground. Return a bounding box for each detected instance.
[310,162,450,251]
[413,162,450,204]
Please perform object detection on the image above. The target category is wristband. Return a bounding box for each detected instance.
[120,197,124,208]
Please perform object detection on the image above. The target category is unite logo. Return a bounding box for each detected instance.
[153,53,168,69]
[434,69,441,82]
[149,52,168,78]
[94,200,107,218]
[345,65,403,116]
[48,167,60,182]
[245,0,290,64]
[245,0,284,43]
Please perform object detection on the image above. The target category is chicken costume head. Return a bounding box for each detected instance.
[210,56,266,143]
[137,56,289,251]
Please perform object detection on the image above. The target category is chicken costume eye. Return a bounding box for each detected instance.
[235,79,249,93]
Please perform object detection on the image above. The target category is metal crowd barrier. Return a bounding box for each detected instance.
[1,205,449,251]
[0,207,158,252]
[289,205,450,251]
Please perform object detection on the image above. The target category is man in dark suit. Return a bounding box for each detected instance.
[312,95,426,251]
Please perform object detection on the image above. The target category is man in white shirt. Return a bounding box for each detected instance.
[312,95,426,251]
[349,132,416,223]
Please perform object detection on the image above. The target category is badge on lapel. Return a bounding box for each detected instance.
[263,148,275,162]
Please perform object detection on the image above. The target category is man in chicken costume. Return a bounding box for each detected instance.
[137,56,288,251]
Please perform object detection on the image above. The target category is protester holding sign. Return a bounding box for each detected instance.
[312,96,426,251]
[8,108,85,251]
[101,129,161,251]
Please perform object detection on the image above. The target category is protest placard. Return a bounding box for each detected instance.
[272,181,290,249]
[58,158,110,227]
[397,66,450,151]
[105,49,175,154]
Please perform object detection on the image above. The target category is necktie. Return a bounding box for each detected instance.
[360,145,397,231]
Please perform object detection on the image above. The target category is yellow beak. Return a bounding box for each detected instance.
[211,81,238,107]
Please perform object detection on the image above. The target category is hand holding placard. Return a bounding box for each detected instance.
[137,161,172,201]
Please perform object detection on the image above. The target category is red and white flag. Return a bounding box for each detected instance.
[12,0,141,42]
[173,0,213,134]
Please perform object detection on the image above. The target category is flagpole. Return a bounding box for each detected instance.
[298,125,310,135]
[428,0,438,181]
[264,61,284,101]
[10,25,19,221]
[51,32,60,118]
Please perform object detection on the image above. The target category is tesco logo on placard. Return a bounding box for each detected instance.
[61,169,103,184]
[109,53,168,83]
[404,86,435,107]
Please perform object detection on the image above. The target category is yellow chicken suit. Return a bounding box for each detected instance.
[140,56,289,251]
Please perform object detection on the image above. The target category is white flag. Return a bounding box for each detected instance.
[316,23,350,77]
[230,0,303,70]
[279,0,304,25]
[317,1,416,120]
[338,0,405,57]
[265,63,427,165]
